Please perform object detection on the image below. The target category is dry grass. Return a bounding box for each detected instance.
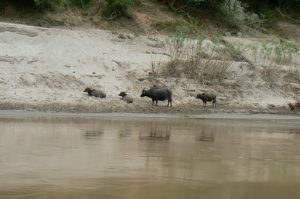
[260,64,281,86]
[284,66,300,83]
[153,36,232,85]
[200,59,232,85]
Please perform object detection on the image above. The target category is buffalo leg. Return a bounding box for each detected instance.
[168,99,172,107]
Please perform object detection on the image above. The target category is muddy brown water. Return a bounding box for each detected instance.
[0,115,300,199]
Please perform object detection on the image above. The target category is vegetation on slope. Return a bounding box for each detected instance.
[1,0,299,27]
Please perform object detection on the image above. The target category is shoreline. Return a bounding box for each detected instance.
[0,109,299,121]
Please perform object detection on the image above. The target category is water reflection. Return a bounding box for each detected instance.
[139,124,170,141]
[83,130,104,139]
[119,128,132,138]
[0,116,300,199]
[195,128,215,142]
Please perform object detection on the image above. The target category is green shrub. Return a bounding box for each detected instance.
[258,8,279,28]
[158,0,209,9]
[220,0,245,27]
[71,0,91,8]
[219,0,262,29]
[34,0,91,9]
[152,21,195,35]
[102,0,135,19]
[0,0,36,7]
[34,0,50,6]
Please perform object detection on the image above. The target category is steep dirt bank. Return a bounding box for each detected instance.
[0,22,299,114]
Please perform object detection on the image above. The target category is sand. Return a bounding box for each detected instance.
[0,22,299,114]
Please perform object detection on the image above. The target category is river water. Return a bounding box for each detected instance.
[0,114,300,199]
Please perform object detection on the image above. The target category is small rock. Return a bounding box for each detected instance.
[148,37,158,41]
[118,33,127,39]
[126,34,134,39]
[224,32,231,37]
[268,104,276,108]
[236,32,242,37]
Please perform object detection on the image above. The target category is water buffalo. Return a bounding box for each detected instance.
[196,93,216,107]
[140,88,172,107]
[288,103,300,111]
[84,87,106,98]
[119,92,133,103]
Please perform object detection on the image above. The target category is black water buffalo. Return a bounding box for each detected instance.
[119,92,133,103]
[288,103,300,111]
[196,93,216,107]
[140,88,172,107]
[84,87,106,98]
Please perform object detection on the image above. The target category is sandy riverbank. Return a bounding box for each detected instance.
[0,22,299,114]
